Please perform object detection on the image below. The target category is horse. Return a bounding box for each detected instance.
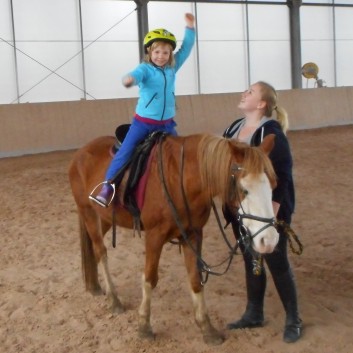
[68,132,279,345]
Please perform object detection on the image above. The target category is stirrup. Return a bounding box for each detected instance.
[88,181,116,208]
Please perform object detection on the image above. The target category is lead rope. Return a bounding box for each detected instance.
[251,221,304,276]
[276,220,304,255]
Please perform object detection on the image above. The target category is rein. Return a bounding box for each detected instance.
[157,139,241,285]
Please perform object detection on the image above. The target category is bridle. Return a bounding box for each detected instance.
[228,164,277,251]
[157,140,277,284]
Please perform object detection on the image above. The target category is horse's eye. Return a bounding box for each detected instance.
[242,189,249,196]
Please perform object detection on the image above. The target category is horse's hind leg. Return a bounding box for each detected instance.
[79,216,103,295]
[182,234,224,345]
[80,206,124,314]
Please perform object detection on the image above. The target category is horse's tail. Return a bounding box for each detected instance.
[79,215,99,292]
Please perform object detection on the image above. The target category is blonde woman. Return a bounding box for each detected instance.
[223,81,302,343]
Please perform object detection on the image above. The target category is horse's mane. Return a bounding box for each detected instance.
[197,134,276,202]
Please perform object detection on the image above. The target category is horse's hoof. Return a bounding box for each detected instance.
[203,331,225,346]
[138,325,155,341]
[89,286,104,296]
[111,304,125,314]
[111,300,125,314]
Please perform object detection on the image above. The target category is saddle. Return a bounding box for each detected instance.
[110,124,167,220]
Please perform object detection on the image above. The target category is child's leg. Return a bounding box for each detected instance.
[105,119,150,180]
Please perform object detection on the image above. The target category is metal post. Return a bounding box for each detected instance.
[332,2,337,87]
[78,0,87,99]
[194,2,201,94]
[287,0,302,89]
[245,2,250,87]
[134,0,149,62]
[9,0,20,103]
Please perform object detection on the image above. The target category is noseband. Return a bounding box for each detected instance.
[237,212,276,249]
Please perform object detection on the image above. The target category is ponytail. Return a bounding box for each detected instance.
[274,105,289,134]
[257,81,289,135]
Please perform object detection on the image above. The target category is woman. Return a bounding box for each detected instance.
[223,81,302,343]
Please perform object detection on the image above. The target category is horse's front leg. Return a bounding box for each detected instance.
[182,232,225,345]
[138,233,163,340]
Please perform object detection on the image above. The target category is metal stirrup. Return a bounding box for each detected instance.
[88,181,116,207]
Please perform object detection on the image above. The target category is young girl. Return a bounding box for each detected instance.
[90,13,195,207]
[223,81,302,343]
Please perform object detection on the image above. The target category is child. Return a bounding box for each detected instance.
[89,13,195,207]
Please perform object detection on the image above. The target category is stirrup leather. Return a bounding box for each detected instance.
[88,181,116,207]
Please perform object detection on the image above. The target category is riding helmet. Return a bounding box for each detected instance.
[143,28,177,53]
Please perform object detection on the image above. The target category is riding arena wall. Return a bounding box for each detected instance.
[1,86,353,158]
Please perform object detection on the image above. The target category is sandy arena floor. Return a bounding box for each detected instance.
[1,125,352,353]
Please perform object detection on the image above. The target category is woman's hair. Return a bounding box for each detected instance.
[144,41,175,67]
[256,81,289,134]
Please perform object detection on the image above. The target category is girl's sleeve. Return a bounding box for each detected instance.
[174,27,196,72]
[123,63,148,86]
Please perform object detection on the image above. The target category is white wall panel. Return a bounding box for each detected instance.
[11,0,83,102]
[301,6,333,40]
[248,5,291,89]
[301,41,335,88]
[16,42,84,102]
[81,0,139,100]
[248,5,290,40]
[81,0,137,40]
[335,7,353,39]
[12,0,80,40]
[249,41,291,90]
[301,6,334,88]
[1,1,353,103]
[335,8,353,86]
[0,44,18,104]
[0,0,12,38]
[84,42,139,99]
[147,1,198,95]
[335,41,353,87]
[198,41,248,94]
[196,3,246,41]
[0,1,17,104]
[196,3,247,93]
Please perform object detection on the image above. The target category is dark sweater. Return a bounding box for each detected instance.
[223,118,295,223]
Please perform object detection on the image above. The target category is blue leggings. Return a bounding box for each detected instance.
[105,117,177,181]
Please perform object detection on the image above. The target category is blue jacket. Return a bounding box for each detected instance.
[126,27,195,121]
[223,118,295,223]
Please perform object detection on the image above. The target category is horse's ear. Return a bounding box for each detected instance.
[259,134,276,155]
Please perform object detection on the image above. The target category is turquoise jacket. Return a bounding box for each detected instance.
[125,27,195,121]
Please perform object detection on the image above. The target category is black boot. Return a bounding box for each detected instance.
[227,267,266,330]
[272,269,302,343]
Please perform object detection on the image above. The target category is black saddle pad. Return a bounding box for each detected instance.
[111,125,168,218]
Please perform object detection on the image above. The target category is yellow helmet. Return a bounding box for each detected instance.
[143,28,177,53]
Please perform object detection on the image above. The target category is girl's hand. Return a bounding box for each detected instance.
[185,13,195,28]
[123,75,134,88]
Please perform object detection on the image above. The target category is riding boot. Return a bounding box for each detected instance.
[272,269,302,343]
[89,182,114,208]
[227,268,266,330]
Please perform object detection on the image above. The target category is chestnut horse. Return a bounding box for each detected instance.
[68,132,279,345]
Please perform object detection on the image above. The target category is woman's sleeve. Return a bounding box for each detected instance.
[266,129,293,205]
